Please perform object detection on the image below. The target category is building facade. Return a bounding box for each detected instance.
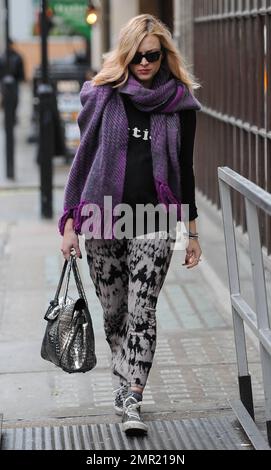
[0,1,196,80]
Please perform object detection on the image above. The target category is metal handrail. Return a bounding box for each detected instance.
[218,166,271,447]
[219,167,271,215]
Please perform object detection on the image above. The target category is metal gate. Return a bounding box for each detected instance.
[194,1,271,255]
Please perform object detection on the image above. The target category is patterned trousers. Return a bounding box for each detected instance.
[85,235,175,389]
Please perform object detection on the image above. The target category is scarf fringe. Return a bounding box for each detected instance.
[59,180,183,238]
[154,179,183,220]
[59,202,119,239]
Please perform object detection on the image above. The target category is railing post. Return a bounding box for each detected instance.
[3,0,16,179]
[245,199,271,445]
[38,0,54,218]
[3,74,16,179]
[218,171,255,419]
[38,83,54,218]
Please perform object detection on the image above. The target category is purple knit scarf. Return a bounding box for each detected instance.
[58,66,201,238]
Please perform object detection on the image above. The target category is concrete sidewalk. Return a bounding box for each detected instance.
[0,84,270,450]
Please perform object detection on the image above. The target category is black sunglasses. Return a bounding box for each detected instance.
[130,50,162,65]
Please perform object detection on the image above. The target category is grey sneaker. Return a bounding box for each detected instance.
[122,395,148,435]
[113,384,129,416]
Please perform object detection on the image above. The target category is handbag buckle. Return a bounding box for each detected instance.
[44,300,60,321]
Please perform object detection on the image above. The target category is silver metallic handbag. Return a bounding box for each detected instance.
[41,254,97,373]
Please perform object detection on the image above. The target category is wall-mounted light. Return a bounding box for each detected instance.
[86,2,98,25]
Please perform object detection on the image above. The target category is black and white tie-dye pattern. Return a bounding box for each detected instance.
[85,235,175,388]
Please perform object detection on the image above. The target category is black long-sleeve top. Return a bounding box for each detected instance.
[121,94,198,236]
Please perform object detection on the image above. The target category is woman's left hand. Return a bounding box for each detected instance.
[182,239,202,269]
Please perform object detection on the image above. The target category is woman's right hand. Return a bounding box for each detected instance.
[61,219,82,260]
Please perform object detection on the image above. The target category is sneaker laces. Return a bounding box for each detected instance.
[124,397,143,420]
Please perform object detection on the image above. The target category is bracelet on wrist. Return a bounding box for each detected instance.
[188,231,199,239]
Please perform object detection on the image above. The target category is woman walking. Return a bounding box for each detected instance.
[59,14,202,435]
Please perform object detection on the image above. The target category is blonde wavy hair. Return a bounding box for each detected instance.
[92,14,201,91]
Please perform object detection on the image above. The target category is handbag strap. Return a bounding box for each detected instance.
[71,255,88,306]
[63,256,73,304]
[71,255,93,327]
[52,253,88,306]
[53,258,68,304]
